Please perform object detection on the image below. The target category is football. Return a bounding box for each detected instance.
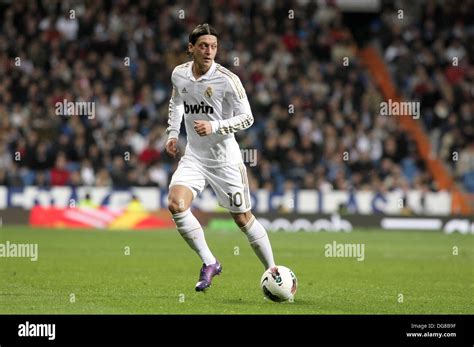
[260,266,297,302]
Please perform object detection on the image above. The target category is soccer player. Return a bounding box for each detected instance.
[166,23,276,292]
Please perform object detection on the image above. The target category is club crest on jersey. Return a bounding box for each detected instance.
[205,86,213,98]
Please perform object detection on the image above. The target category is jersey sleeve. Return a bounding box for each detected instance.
[211,75,254,135]
[166,71,184,140]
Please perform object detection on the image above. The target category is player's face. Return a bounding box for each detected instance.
[189,35,217,70]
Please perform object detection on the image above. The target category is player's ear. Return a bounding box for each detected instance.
[187,43,194,57]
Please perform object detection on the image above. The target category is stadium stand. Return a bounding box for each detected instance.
[0,0,472,212]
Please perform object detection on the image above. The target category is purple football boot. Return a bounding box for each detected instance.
[195,260,222,292]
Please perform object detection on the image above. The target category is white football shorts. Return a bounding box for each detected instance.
[169,156,252,213]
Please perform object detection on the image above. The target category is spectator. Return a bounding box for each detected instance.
[50,153,70,186]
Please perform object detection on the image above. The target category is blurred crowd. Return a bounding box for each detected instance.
[376,0,474,192]
[0,0,472,193]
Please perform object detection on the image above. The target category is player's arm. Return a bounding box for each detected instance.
[166,73,184,157]
[197,76,253,136]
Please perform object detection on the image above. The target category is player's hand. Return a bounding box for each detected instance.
[194,120,212,136]
[165,138,179,158]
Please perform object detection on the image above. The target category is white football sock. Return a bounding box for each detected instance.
[241,216,276,270]
[172,209,216,266]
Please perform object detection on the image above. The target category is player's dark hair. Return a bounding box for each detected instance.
[188,23,218,45]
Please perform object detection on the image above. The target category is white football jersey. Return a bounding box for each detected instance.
[167,61,253,167]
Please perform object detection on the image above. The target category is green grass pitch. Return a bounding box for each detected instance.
[1,225,473,314]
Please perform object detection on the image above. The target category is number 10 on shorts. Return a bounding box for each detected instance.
[227,192,243,207]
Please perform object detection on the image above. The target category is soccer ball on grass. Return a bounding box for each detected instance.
[260,265,297,302]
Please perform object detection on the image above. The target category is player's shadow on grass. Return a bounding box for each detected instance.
[216,298,318,306]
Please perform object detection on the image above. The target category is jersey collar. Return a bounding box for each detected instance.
[187,61,217,81]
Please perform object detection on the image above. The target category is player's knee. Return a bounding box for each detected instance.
[168,197,187,214]
[232,211,253,228]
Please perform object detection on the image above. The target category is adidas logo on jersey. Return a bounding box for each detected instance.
[181,87,188,93]
[184,101,214,115]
